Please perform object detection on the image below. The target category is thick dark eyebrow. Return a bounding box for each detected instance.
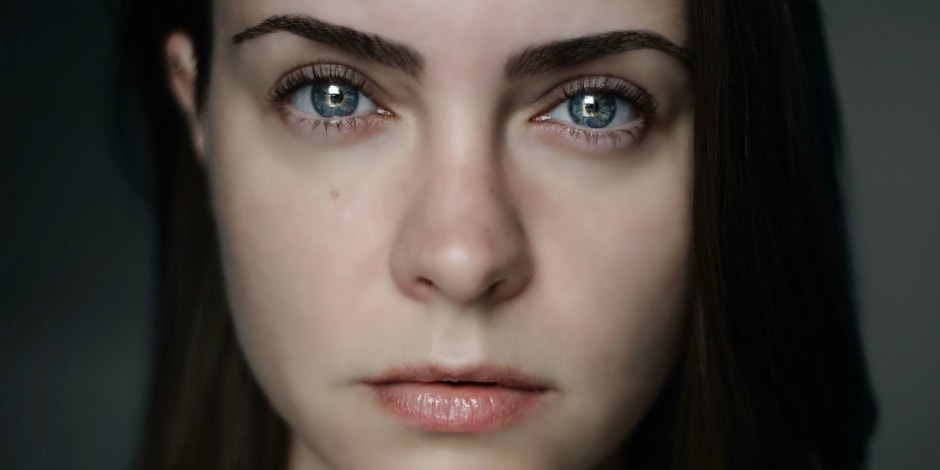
[232,14,424,77]
[506,30,689,79]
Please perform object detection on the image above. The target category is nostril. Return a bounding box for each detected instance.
[487,275,531,303]
[416,277,435,289]
[394,276,438,302]
[485,280,504,297]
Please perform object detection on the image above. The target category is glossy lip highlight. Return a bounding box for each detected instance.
[365,364,551,432]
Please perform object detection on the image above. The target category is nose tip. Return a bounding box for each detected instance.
[399,240,533,304]
[389,174,533,306]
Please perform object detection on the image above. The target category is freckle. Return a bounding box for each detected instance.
[330,189,341,201]
[489,185,495,195]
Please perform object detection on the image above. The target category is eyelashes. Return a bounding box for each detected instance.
[268,63,385,109]
[268,63,655,150]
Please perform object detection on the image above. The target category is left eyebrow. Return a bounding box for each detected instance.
[232,14,424,77]
[506,30,690,79]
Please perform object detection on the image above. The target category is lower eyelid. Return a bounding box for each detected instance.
[276,104,393,143]
[532,119,648,153]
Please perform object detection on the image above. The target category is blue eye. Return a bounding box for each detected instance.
[549,92,638,129]
[289,81,378,118]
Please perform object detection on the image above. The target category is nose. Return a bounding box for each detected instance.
[389,148,533,305]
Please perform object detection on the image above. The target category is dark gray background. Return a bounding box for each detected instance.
[1,0,937,468]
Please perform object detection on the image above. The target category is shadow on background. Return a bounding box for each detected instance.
[1,1,152,468]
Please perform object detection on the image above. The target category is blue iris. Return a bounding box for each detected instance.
[311,82,360,117]
[567,93,617,128]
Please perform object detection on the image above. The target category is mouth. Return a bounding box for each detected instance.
[365,364,550,432]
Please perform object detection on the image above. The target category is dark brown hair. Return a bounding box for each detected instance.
[128,0,876,468]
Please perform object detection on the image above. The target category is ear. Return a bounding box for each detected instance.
[164,31,206,161]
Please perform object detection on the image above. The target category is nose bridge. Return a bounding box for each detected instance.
[389,104,532,305]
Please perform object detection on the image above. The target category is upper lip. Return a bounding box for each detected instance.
[366,364,550,391]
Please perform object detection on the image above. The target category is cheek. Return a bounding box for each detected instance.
[214,181,398,360]
[202,95,405,403]
[513,124,692,441]
[548,197,690,391]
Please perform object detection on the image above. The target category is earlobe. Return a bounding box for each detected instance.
[164,31,205,160]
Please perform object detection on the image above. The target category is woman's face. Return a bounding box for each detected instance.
[175,0,692,467]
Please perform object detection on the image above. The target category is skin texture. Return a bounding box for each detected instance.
[167,0,693,468]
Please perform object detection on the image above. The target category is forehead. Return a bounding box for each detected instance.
[215,0,687,60]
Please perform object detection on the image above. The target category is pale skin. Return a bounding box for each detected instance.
[166,0,693,468]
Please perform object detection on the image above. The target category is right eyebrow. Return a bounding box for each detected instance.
[232,14,424,77]
[506,30,690,79]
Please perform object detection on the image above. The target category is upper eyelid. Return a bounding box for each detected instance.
[534,76,658,117]
[267,63,390,107]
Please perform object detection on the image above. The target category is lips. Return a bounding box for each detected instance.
[366,365,549,432]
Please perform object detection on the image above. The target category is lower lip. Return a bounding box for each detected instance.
[370,382,544,432]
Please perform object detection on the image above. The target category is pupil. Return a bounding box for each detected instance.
[582,96,598,116]
[569,93,616,128]
[312,82,359,117]
[327,85,345,106]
